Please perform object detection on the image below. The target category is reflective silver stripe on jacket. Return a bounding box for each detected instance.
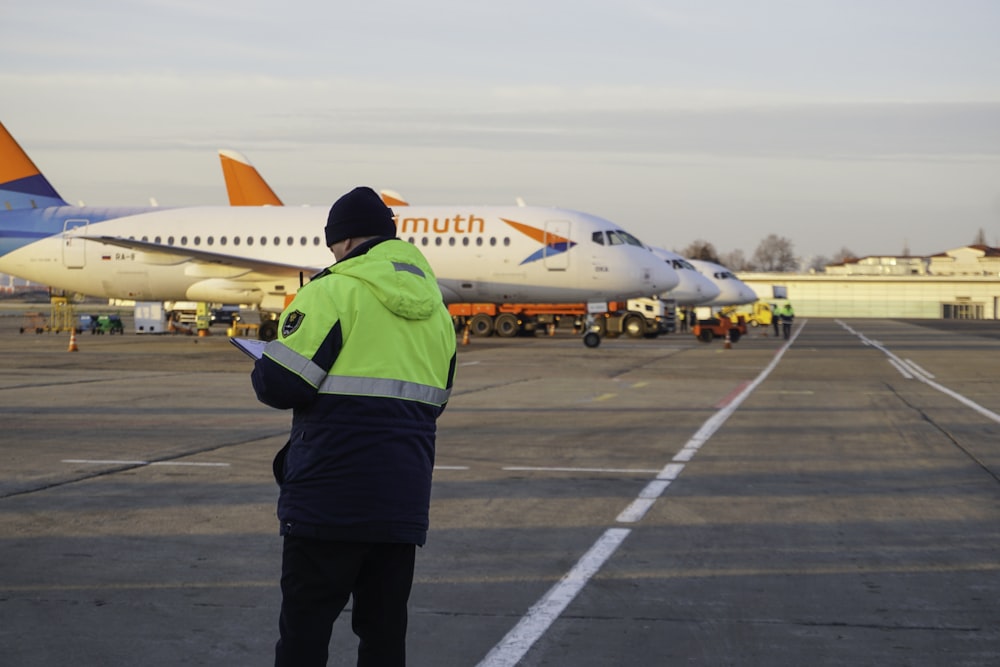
[264,340,328,388]
[319,375,451,406]
[392,261,425,278]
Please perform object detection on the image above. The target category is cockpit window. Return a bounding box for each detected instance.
[673,259,696,270]
[617,231,645,247]
[601,230,647,247]
[592,231,605,245]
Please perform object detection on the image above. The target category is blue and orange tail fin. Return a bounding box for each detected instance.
[218,149,283,206]
[0,122,67,210]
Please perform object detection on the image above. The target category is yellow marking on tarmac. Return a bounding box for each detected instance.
[593,393,617,402]
[6,560,999,593]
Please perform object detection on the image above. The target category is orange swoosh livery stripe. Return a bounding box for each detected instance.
[500,218,570,247]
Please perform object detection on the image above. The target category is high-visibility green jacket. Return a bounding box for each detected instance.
[251,238,456,545]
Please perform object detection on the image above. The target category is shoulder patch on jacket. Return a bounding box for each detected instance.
[282,310,306,337]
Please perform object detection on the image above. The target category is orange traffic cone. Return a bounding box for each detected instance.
[68,330,79,352]
[461,324,470,346]
[723,329,732,350]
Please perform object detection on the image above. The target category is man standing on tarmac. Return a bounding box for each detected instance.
[250,186,457,667]
[778,302,796,340]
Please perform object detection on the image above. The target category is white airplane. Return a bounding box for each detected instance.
[220,156,703,339]
[218,155,718,314]
[687,258,758,306]
[0,123,678,340]
[648,247,721,306]
[393,191,717,308]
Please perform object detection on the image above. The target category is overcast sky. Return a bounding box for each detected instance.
[2,0,999,263]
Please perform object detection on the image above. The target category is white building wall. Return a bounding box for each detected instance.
[740,274,1000,319]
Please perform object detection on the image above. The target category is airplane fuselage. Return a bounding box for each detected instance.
[0,204,677,311]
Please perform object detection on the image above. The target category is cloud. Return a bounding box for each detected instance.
[5,70,997,164]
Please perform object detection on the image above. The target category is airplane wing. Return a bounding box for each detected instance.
[82,235,320,277]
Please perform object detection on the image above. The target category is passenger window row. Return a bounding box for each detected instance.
[406,236,511,247]
[126,235,513,249]
[132,235,324,247]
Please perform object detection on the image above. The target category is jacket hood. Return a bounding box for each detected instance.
[331,239,444,320]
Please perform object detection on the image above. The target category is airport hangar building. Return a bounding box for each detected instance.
[737,245,1000,320]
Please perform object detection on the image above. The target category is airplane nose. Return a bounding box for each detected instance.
[646,257,679,293]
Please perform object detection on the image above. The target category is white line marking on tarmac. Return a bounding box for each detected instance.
[622,328,800,522]
[478,324,803,664]
[616,463,685,523]
[476,527,631,667]
[715,380,750,408]
[62,459,230,467]
[903,358,935,379]
[888,358,914,379]
[838,321,1000,424]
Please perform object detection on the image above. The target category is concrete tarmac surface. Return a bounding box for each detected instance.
[0,311,998,666]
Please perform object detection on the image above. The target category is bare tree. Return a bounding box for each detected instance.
[719,248,754,272]
[752,234,798,272]
[807,255,830,272]
[831,247,856,264]
[973,228,988,246]
[681,239,719,263]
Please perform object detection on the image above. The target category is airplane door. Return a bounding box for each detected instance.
[62,219,88,269]
[543,220,569,271]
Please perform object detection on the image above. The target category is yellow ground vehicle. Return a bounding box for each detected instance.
[720,301,774,328]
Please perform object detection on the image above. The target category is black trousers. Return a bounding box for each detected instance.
[275,536,416,667]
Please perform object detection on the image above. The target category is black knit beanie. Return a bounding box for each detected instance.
[325,186,397,246]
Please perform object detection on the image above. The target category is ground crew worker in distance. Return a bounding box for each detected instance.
[250,186,457,666]
[779,302,795,340]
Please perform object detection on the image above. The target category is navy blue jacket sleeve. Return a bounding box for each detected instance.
[251,355,318,410]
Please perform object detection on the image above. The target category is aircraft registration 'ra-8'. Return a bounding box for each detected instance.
[0,123,678,339]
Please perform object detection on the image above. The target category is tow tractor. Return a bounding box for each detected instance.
[692,313,747,344]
